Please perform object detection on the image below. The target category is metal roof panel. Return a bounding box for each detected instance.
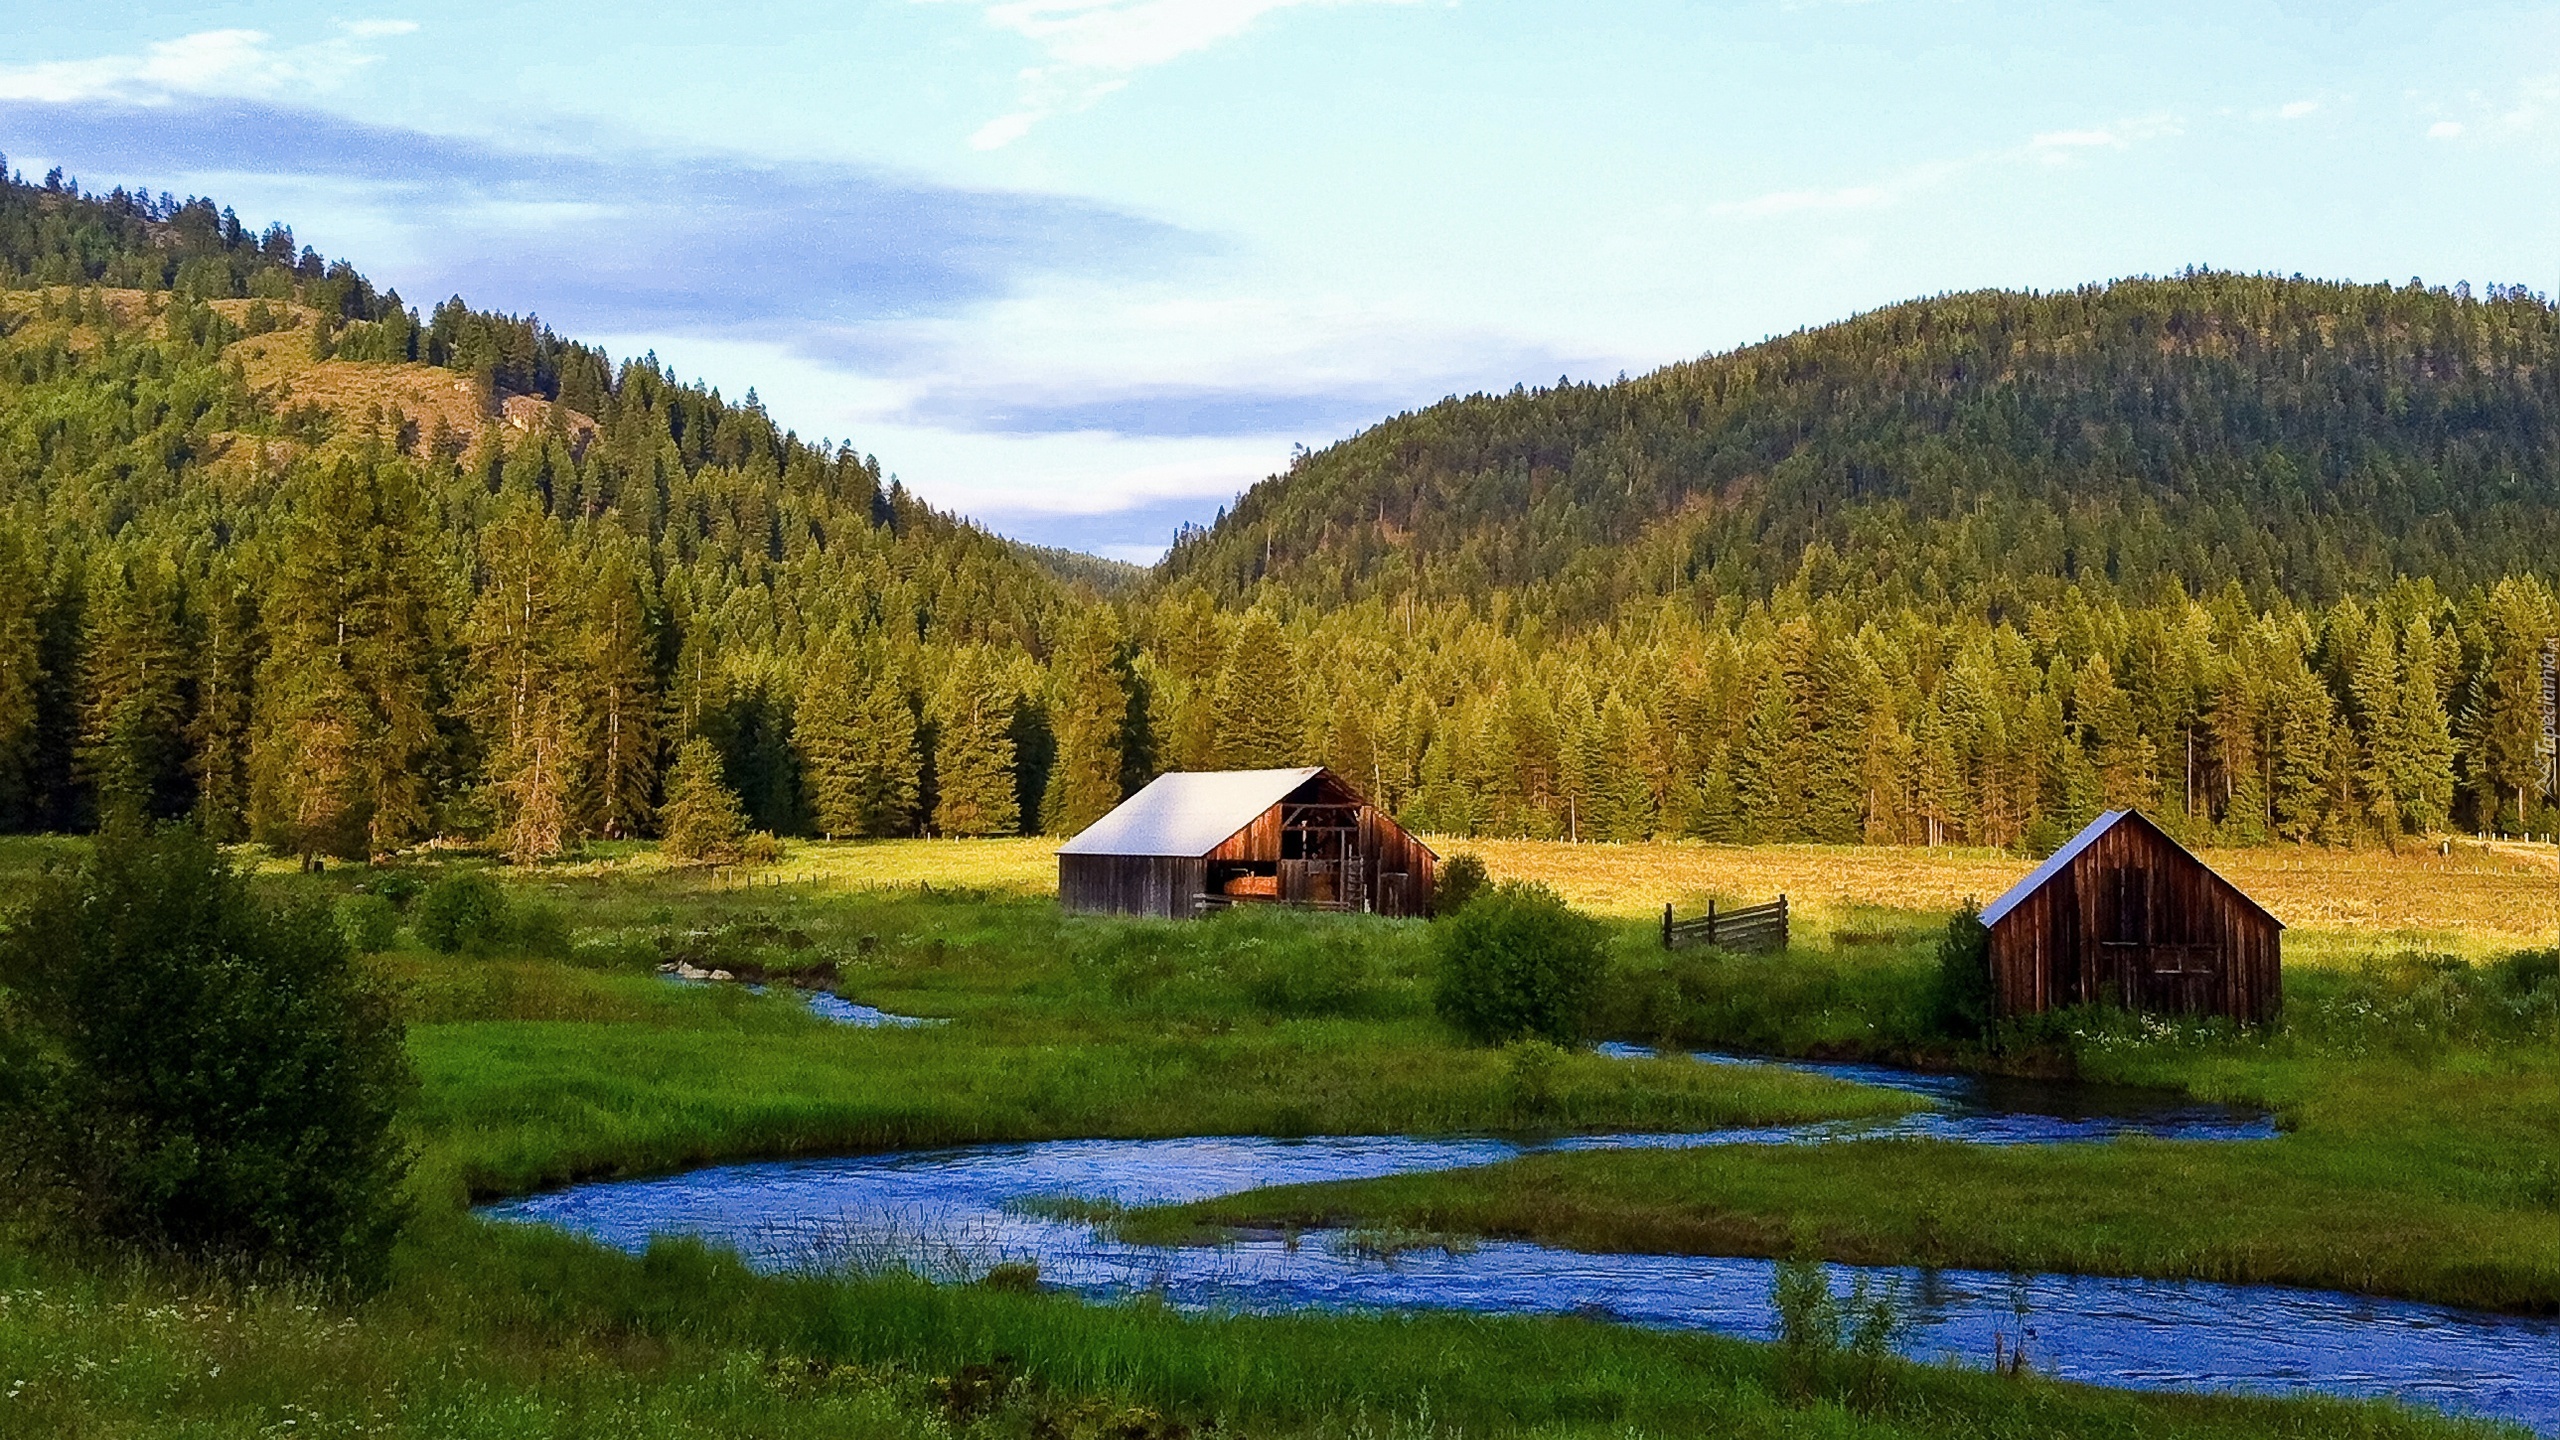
[1054,768,1327,857]
[1979,810,2129,927]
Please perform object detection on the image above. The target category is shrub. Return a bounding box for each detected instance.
[1931,902,1993,1038]
[739,830,787,866]
[0,827,411,1289]
[1432,852,1489,917]
[1431,880,1604,1044]
[334,893,400,953]
[414,872,509,954]
[508,899,572,958]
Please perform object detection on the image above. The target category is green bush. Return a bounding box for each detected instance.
[1431,880,1604,1044]
[1931,903,1993,1038]
[335,893,400,954]
[415,872,509,954]
[1433,852,1489,917]
[0,827,411,1289]
[509,900,573,958]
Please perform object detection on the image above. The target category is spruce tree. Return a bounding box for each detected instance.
[1041,610,1131,835]
[931,650,1019,837]
[660,736,747,862]
[187,569,256,842]
[76,553,191,825]
[466,498,586,864]
[250,456,447,860]
[1586,691,1656,842]
[795,641,864,839]
[0,521,41,829]
[581,531,660,841]
[850,673,922,837]
[2390,617,2458,835]
[2460,578,2557,831]
[1208,608,1301,769]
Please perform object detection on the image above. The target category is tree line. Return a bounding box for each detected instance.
[3,165,2556,858]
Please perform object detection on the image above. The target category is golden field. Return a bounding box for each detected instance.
[556,833,2559,956]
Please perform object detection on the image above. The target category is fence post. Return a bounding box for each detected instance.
[1706,897,1716,947]
[1777,894,1787,949]
[1662,902,1673,950]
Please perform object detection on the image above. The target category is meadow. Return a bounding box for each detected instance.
[1,832,2551,1438]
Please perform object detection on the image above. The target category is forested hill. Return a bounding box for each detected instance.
[1161,274,2560,621]
[4,163,2557,859]
[0,164,1105,848]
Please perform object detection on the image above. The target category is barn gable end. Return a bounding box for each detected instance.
[1981,810,2282,1023]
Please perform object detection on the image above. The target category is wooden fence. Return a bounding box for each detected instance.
[1662,896,1788,953]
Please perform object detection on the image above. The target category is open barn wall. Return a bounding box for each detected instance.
[1985,812,2281,1024]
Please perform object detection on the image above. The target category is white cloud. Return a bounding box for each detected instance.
[932,0,1418,147]
[0,23,415,106]
[2428,119,2465,138]
[2278,99,2319,120]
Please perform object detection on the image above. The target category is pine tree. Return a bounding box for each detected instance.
[187,568,256,841]
[76,553,192,825]
[2389,617,2458,835]
[1042,609,1131,834]
[849,673,921,837]
[2348,624,2404,841]
[0,523,46,828]
[795,641,864,839]
[467,498,586,864]
[1586,691,1655,841]
[659,736,747,862]
[932,651,1019,837]
[1208,608,1301,769]
[2460,578,2557,832]
[250,456,447,859]
[581,531,659,841]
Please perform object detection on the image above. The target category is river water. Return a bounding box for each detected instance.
[483,1046,2558,1434]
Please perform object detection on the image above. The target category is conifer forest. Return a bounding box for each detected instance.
[4,163,2558,865]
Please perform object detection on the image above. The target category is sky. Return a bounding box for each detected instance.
[5,3,2559,562]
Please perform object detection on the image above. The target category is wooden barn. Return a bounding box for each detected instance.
[1057,767,1436,920]
[1979,809,2282,1023]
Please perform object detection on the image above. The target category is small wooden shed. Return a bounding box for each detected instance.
[1980,809,2282,1022]
[1057,767,1436,920]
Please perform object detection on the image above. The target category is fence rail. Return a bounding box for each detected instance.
[1662,896,1788,953]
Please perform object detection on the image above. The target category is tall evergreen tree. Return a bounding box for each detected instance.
[467,498,586,864]
[76,552,192,825]
[932,650,1019,837]
[1208,608,1301,769]
[580,532,660,841]
[250,456,447,859]
[2460,578,2558,831]
[1042,609,1132,835]
[660,736,747,862]
[0,522,45,828]
[795,640,864,839]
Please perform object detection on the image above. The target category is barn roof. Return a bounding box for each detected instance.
[1056,767,1328,858]
[1979,809,2283,929]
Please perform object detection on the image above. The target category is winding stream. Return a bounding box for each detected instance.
[485,1047,2558,1434]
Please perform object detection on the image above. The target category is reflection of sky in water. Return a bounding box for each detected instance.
[658,974,939,1028]
[485,1056,2552,1435]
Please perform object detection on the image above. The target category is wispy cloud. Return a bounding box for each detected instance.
[929,0,1421,149]
[1712,113,2182,223]
[2027,114,2178,164]
[0,24,414,106]
[0,97,1194,334]
[2278,99,2320,120]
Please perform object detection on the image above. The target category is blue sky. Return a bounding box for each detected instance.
[6,2,2559,560]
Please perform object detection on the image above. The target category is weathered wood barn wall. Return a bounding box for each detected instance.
[1981,809,2282,1023]
[1058,767,1437,920]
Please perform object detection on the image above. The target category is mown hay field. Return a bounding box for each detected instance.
[565,833,2560,955]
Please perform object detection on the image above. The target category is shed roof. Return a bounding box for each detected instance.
[1056,768,1327,858]
[1979,809,2282,930]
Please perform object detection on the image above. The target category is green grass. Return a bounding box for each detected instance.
[0,835,2545,1438]
[0,1212,2517,1440]
[1135,932,2560,1313]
